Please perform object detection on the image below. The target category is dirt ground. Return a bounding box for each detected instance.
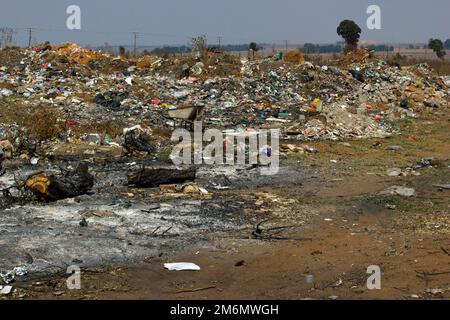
[5,108,448,301]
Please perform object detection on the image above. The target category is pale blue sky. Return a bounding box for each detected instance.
[1,0,449,46]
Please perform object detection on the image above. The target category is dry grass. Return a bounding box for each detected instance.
[401,58,450,76]
[0,100,127,142]
[385,54,450,75]
[71,121,125,138]
[284,50,305,64]
[305,52,450,76]
[304,54,328,65]
[0,100,64,141]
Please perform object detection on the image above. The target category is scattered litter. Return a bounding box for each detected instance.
[0,285,13,295]
[385,204,397,210]
[415,157,438,169]
[0,266,27,284]
[164,262,201,271]
[13,266,28,277]
[426,288,444,295]
[30,157,39,165]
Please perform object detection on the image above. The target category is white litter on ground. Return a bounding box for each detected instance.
[164,262,201,271]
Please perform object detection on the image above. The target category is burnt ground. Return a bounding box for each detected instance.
[1,111,449,300]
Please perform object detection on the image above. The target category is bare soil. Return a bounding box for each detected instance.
[8,110,449,300]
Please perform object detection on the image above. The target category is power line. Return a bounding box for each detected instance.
[26,28,34,47]
[9,26,288,44]
[5,26,309,49]
[132,32,139,56]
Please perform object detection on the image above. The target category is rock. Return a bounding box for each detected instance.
[339,142,352,148]
[383,186,416,197]
[387,168,402,177]
[79,218,88,227]
[386,145,403,151]
[400,100,409,109]
[433,184,450,190]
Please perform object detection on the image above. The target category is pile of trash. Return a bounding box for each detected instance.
[55,43,108,65]
[0,44,448,158]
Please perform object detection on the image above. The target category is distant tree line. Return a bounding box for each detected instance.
[147,43,397,55]
[445,39,450,50]
[150,45,190,55]
[299,43,393,54]
[149,43,264,54]
[301,43,342,54]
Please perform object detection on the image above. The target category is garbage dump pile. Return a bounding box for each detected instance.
[0,44,449,283]
[0,44,448,158]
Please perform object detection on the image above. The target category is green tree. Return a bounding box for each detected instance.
[428,38,446,59]
[249,42,258,59]
[303,43,316,54]
[337,20,362,53]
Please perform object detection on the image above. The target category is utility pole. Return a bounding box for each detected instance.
[217,36,222,48]
[133,32,138,56]
[0,27,15,48]
[284,40,288,52]
[27,28,33,47]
